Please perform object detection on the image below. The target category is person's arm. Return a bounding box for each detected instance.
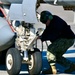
[39,29,48,42]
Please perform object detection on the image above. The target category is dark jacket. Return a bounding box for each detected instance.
[40,15,75,43]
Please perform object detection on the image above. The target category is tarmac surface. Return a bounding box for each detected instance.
[0,3,75,75]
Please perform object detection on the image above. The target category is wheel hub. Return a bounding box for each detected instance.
[29,55,34,70]
[6,54,13,70]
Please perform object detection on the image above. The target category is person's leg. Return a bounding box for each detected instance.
[47,38,74,73]
[57,55,75,73]
[55,38,74,67]
[56,56,73,67]
[47,50,57,74]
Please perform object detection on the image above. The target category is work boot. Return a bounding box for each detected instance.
[51,65,57,74]
[42,65,57,74]
[42,68,53,74]
[65,64,75,73]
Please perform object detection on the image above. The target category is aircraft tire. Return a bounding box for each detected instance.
[28,48,42,75]
[6,48,21,75]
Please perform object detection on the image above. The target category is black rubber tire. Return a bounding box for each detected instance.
[6,48,21,75]
[28,48,42,75]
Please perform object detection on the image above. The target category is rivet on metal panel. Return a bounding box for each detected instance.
[24,13,26,16]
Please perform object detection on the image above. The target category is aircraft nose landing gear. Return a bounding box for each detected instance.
[5,21,44,75]
[6,48,42,75]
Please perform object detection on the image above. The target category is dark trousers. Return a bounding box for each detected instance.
[47,38,74,67]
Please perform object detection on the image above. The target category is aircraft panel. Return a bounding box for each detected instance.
[0,17,15,51]
[22,0,38,23]
[8,4,24,21]
[0,0,22,4]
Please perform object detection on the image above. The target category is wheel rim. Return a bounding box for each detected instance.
[6,54,13,70]
[29,55,34,70]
